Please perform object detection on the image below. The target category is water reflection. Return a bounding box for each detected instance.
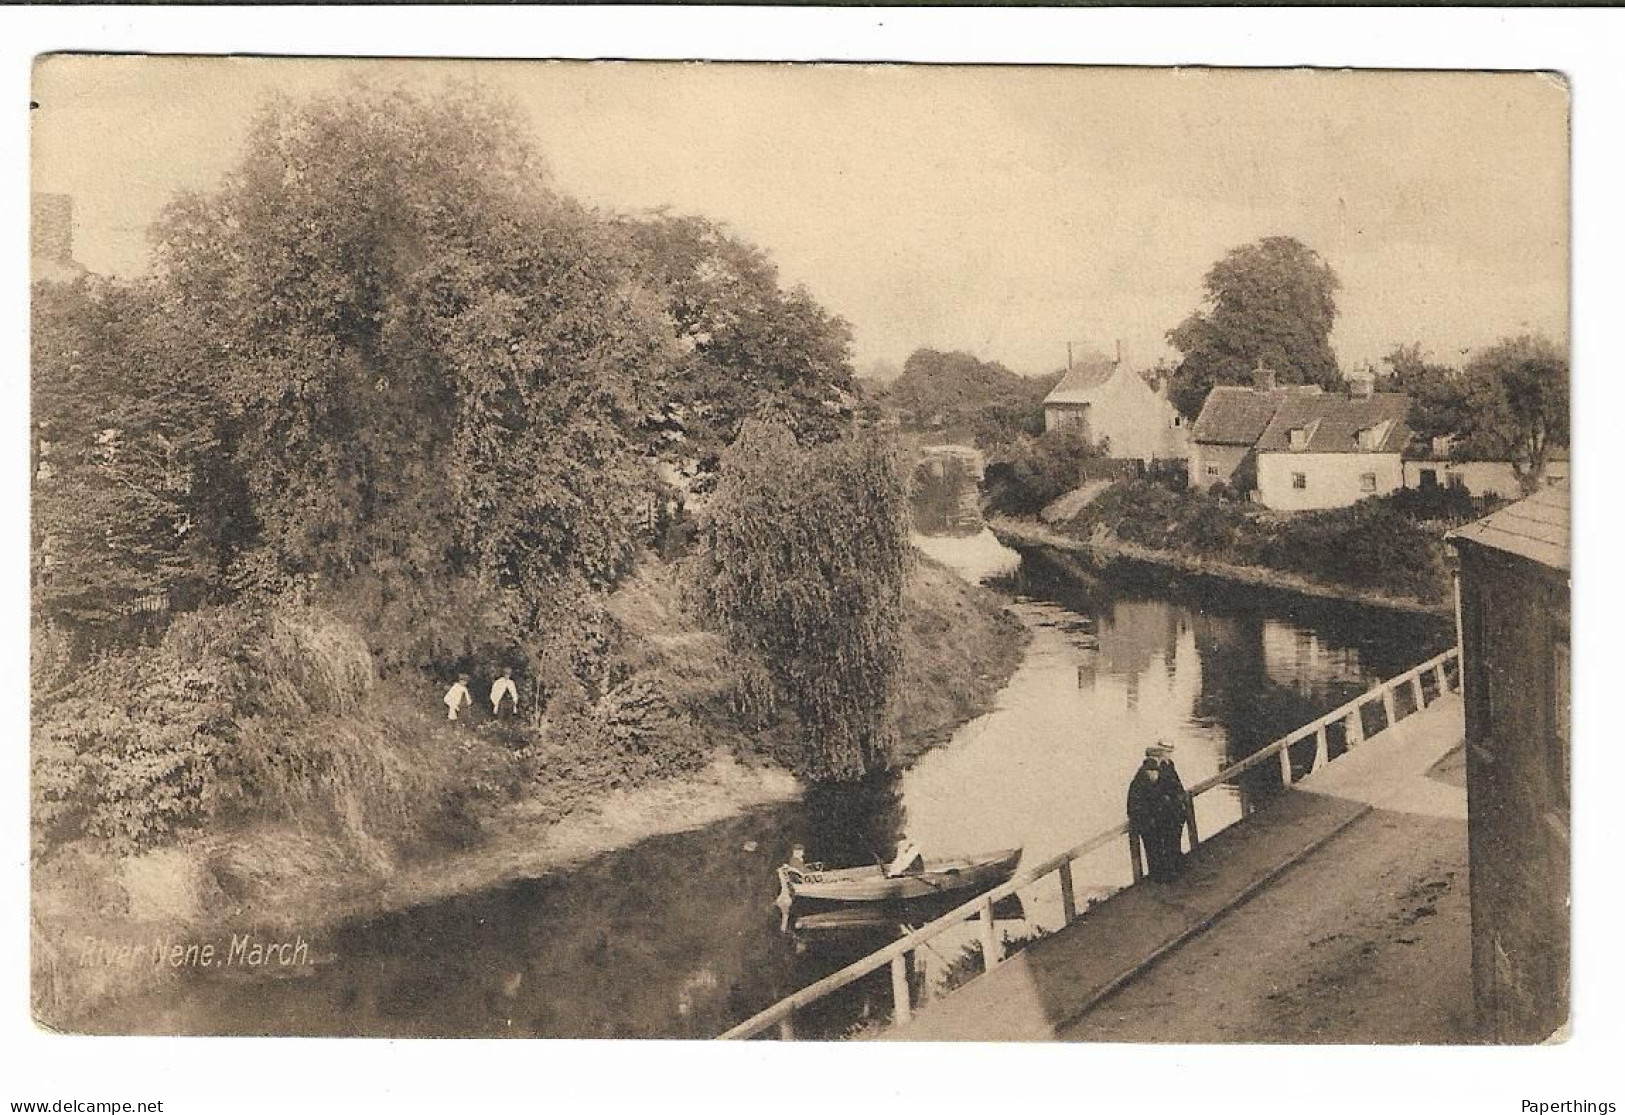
[100,538,1451,1039]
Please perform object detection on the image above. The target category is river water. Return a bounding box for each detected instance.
[108,532,1451,1039]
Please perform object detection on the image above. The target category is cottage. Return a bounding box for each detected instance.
[1187,374,1409,511]
[1446,484,1569,1043]
[1042,357,1187,465]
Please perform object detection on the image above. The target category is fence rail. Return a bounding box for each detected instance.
[718,644,1461,1040]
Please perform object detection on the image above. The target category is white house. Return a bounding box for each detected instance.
[1042,357,1187,464]
[1188,375,1411,511]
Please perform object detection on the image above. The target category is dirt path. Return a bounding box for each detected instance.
[1059,803,1474,1044]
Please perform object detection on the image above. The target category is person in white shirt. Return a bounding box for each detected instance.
[443,674,472,721]
[490,667,519,718]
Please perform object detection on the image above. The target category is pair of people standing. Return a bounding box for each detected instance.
[443,668,520,722]
[1126,743,1189,883]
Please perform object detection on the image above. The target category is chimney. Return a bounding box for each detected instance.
[1253,359,1277,392]
[1348,371,1375,399]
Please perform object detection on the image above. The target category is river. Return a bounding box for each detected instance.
[105,532,1451,1039]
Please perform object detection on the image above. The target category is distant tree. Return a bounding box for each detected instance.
[1456,334,1569,491]
[692,421,909,782]
[1376,342,1469,452]
[888,348,1056,448]
[618,213,856,470]
[1167,237,1343,419]
[150,86,669,666]
[31,278,228,641]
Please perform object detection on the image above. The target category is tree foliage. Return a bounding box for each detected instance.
[1376,342,1469,450]
[692,421,910,781]
[1457,334,1569,490]
[619,213,856,472]
[983,427,1105,516]
[150,86,673,665]
[1167,237,1343,419]
[31,278,229,640]
[884,348,1057,448]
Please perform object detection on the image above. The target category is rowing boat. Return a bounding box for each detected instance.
[775,847,1022,905]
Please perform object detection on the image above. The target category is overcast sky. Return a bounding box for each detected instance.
[33,56,1568,378]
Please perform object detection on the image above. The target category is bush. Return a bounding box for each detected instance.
[31,603,525,858]
[1063,480,1453,604]
[984,427,1103,516]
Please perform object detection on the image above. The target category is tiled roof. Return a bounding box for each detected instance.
[1043,359,1118,406]
[1255,391,1411,454]
[1446,483,1570,572]
[1190,385,1316,445]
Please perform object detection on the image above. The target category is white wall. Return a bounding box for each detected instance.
[1048,369,1186,462]
[1256,451,1403,511]
[1403,459,1569,499]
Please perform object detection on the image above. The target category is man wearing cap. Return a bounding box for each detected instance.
[1126,744,1188,882]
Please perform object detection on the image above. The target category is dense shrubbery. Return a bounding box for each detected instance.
[31,605,526,858]
[1066,480,1457,604]
[983,428,1103,516]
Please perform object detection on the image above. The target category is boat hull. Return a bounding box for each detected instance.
[778,848,1022,905]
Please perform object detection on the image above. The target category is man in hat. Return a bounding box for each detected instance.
[1126,744,1188,882]
[1150,742,1190,878]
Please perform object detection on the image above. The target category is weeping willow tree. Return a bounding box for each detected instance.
[694,420,910,781]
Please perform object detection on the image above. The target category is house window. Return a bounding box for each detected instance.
[1205,465,1220,478]
[1419,468,1438,490]
[1292,472,1307,490]
[1360,472,1377,492]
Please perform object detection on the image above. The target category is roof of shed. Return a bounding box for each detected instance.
[1255,391,1411,454]
[1446,482,1569,572]
[1043,359,1119,406]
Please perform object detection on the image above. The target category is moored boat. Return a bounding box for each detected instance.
[776,847,1022,906]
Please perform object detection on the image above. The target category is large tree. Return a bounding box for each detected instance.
[1456,334,1570,491]
[693,420,909,781]
[618,213,856,474]
[151,87,675,668]
[1167,237,1343,419]
[1377,342,1470,451]
[31,277,229,641]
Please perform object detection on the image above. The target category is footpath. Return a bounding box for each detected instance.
[885,692,1471,1043]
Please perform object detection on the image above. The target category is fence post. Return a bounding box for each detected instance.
[979,895,1001,971]
[1346,707,1364,748]
[1279,744,1294,787]
[1381,686,1398,731]
[890,953,912,1027]
[777,1012,795,1041]
[1184,796,1200,849]
[1128,830,1144,882]
[1059,859,1078,925]
[1313,726,1329,772]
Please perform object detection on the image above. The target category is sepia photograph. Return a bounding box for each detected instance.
[29,56,1570,1047]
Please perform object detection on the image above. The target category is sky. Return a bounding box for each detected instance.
[32,56,1569,378]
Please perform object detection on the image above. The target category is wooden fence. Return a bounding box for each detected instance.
[718,645,1461,1040]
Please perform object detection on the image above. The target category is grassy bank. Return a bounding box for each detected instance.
[997,480,1498,615]
[33,551,1027,1029]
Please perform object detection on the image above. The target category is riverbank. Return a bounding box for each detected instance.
[991,516,1455,617]
[34,547,1029,1031]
